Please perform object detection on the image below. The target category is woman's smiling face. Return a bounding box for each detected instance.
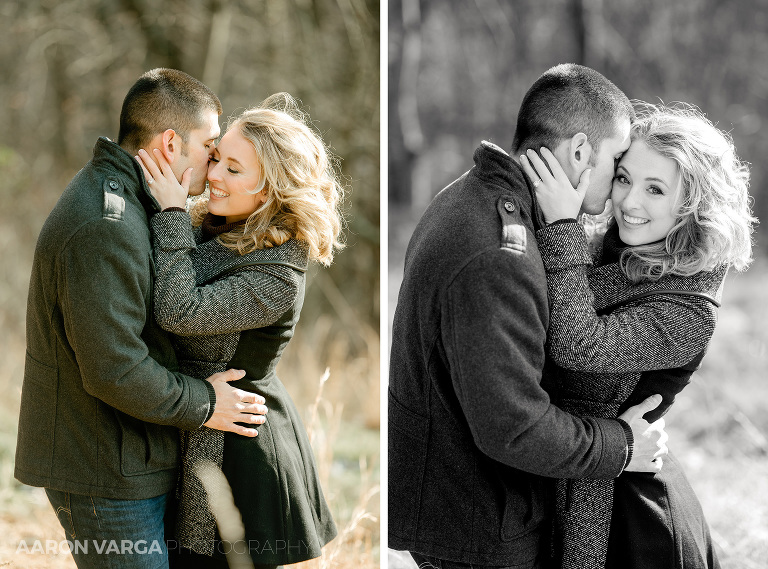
[611,139,681,246]
[206,128,266,223]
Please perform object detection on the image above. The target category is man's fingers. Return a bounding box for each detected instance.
[623,394,662,422]
[235,390,265,406]
[235,425,259,437]
[238,401,268,415]
[215,368,247,382]
[637,393,663,414]
[654,444,668,459]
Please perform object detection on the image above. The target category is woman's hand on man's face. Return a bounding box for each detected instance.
[136,148,192,211]
[521,147,590,224]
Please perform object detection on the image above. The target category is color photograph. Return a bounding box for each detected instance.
[0,1,379,568]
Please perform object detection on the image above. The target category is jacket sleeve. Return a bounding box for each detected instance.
[151,211,300,336]
[58,218,213,429]
[536,222,717,373]
[442,246,629,479]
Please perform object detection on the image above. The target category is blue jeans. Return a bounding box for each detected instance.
[45,488,171,569]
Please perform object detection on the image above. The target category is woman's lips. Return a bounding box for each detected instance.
[622,212,649,225]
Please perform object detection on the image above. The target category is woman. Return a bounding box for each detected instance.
[136,93,343,568]
[521,103,756,569]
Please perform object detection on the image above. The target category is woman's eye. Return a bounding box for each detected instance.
[209,157,219,163]
[648,185,663,195]
[614,174,629,184]
[227,168,240,175]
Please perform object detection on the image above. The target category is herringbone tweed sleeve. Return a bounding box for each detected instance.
[150,211,301,337]
[536,222,717,373]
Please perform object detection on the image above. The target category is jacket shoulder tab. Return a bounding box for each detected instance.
[496,196,526,254]
[102,178,125,221]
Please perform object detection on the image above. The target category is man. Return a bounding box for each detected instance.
[15,69,265,569]
[388,63,668,568]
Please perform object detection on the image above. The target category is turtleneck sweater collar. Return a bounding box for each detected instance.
[201,213,247,239]
[598,222,628,266]
[599,220,667,267]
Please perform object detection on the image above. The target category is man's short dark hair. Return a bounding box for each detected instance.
[511,63,634,155]
[118,68,222,154]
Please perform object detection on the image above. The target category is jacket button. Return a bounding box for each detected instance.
[504,201,515,212]
[109,180,119,190]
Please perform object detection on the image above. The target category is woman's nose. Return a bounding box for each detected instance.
[622,185,642,209]
[207,161,221,182]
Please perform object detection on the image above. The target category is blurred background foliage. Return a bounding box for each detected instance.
[0,0,379,567]
[388,0,768,567]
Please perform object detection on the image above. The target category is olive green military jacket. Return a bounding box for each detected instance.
[15,137,215,499]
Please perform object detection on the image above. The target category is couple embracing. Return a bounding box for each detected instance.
[389,63,755,568]
[16,69,343,568]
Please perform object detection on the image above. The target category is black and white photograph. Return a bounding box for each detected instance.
[388,1,768,568]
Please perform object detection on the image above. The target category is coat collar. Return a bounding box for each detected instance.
[472,141,547,230]
[91,137,161,214]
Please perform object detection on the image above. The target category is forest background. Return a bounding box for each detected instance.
[0,1,380,568]
[388,0,768,567]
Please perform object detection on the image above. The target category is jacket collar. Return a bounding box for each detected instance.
[473,141,547,229]
[91,137,162,213]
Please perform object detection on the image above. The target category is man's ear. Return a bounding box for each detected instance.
[158,129,178,164]
[569,132,593,170]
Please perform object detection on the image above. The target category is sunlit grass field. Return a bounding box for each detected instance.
[387,205,768,568]
[0,345,380,569]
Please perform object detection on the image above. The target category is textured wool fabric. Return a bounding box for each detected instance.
[537,221,725,569]
[16,138,213,499]
[151,211,335,562]
[388,141,630,566]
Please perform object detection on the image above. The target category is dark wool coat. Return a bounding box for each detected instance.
[16,138,214,499]
[388,141,631,566]
[537,221,725,569]
[151,212,336,565]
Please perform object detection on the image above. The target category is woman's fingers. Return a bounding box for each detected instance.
[539,147,570,186]
[180,167,193,194]
[136,149,162,179]
[152,148,176,179]
[135,153,155,184]
[519,154,541,185]
[575,168,591,199]
[525,149,554,184]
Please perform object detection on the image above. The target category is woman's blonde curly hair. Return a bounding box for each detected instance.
[190,93,345,266]
[610,102,757,282]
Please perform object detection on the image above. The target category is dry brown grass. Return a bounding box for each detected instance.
[0,342,379,569]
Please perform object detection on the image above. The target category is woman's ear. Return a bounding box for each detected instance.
[159,129,178,164]
[569,132,593,170]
